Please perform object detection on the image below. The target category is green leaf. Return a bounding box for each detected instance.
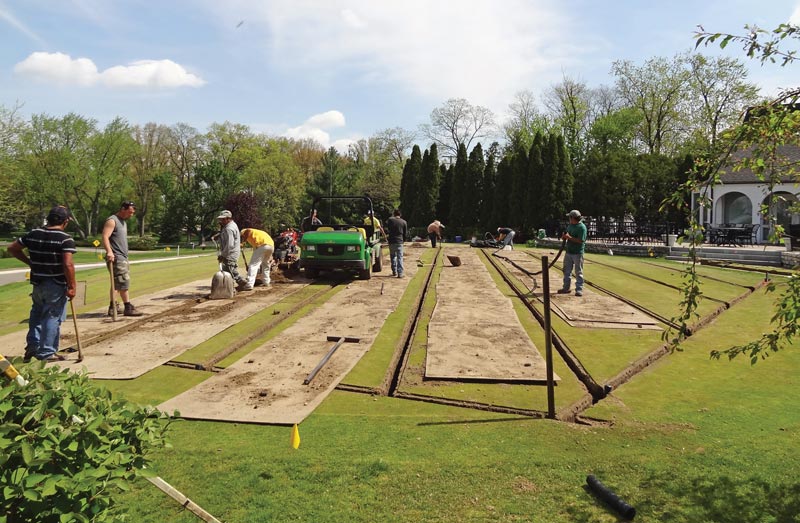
[20,442,33,466]
[22,488,42,501]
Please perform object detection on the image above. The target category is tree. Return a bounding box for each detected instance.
[503,90,551,147]
[419,98,496,159]
[130,123,171,236]
[16,113,96,236]
[78,117,136,237]
[612,55,691,155]
[414,144,440,225]
[544,75,591,169]
[400,145,422,221]
[372,127,416,164]
[463,143,485,233]
[479,143,499,229]
[436,163,452,224]
[0,103,25,229]
[448,143,470,227]
[662,23,800,362]
[685,54,761,150]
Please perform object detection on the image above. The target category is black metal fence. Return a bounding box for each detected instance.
[567,218,682,246]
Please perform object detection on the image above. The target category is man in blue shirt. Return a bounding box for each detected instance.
[558,209,587,297]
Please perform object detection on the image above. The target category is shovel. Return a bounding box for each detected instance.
[107,260,117,322]
[69,300,83,362]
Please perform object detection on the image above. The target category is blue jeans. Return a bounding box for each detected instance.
[26,279,68,359]
[501,231,515,248]
[562,252,584,292]
[389,243,404,276]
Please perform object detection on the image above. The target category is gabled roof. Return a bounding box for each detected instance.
[719,144,800,184]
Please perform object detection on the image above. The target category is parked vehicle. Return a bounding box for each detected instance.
[299,196,383,280]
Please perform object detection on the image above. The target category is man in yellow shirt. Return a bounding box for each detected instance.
[240,228,275,288]
[364,210,385,237]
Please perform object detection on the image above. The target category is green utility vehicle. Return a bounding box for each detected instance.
[299,196,383,280]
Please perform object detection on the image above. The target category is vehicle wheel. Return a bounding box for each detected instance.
[359,263,371,280]
[372,246,382,272]
[305,267,319,279]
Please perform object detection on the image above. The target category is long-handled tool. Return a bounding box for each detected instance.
[107,259,117,322]
[69,300,83,362]
[304,336,360,385]
[241,247,250,273]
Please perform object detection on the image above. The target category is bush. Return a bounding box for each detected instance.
[127,235,159,251]
[0,362,174,522]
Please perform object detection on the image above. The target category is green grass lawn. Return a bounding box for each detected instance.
[3,252,798,522]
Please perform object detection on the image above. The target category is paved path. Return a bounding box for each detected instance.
[0,254,213,286]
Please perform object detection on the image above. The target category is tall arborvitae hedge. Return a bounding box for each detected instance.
[414,144,440,226]
[436,163,452,224]
[448,143,469,227]
[464,143,485,233]
[400,145,422,221]
[480,146,498,230]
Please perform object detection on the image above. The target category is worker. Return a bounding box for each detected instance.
[240,228,275,287]
[427,220,445,247]
[364,209,385,237]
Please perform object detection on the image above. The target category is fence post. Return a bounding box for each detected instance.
[541,256,556,419]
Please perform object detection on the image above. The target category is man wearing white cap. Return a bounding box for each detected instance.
[558,209,587,297]
[427,220,445,247]
[216,210,248,291]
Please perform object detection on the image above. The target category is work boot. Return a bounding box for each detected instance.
[23,346,35,363]
[123,303,144,317]
[556,288,570,294]
[237,280,253,291]
[107,302,123,316]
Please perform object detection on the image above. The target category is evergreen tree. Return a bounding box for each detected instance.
[552,135,574,223]
[509,142,529,231]
[436,163,452,223]
[480,143,499,229]
[400,145,422,220]
[464,143,485,233]
[491,155,513,227]
[526,133,545,230]
[448,143,469,227]
[541,134,558,223]
[415,144,440,225]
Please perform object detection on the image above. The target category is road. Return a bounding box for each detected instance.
[0,254,212,286]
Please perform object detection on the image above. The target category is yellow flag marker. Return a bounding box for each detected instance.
[290,424,301,449]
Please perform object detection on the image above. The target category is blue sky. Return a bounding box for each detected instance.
[1,0,799,151]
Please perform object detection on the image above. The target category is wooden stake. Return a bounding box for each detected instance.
[146,476,222,523]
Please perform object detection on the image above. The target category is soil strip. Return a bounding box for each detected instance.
[426,248,555,381]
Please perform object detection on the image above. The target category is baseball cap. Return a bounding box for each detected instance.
[217,210,233,220]
[47,206,70,225]
[567,210,582,219]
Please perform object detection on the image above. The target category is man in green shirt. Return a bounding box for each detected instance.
[557,209,587,297]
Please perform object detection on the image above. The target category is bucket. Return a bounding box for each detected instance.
[454,235,462,243]
[537,229,546,239]
[446,255,462,267]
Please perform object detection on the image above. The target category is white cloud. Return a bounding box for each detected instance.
[14,52,206,89]
[283,110,355,151]
[305,110,346,129]
[211,0,578,111]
